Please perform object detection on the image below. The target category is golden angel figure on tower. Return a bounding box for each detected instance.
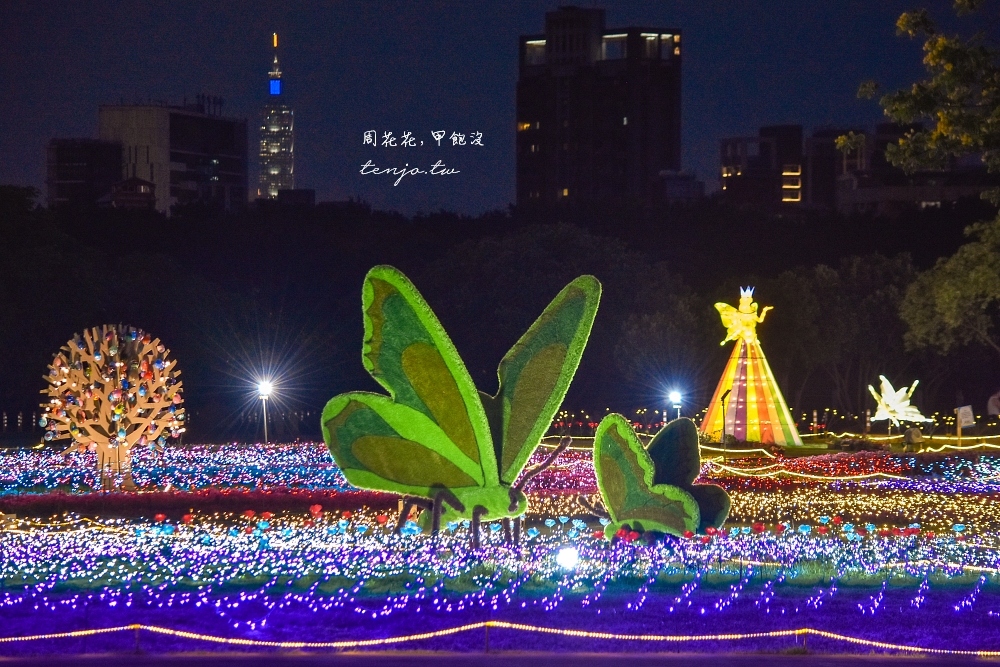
[716,288,773,345]
[700,287,803,447]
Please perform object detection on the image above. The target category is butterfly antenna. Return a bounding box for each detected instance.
[576,493,610,519]
[513,435,572,494]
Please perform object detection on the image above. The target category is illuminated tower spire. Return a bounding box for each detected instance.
[269,33,282,96]
[258,32,294,199]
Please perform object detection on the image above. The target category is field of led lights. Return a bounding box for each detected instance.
[0,441,998,657]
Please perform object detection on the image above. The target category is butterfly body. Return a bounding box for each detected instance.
[322,266,600,531]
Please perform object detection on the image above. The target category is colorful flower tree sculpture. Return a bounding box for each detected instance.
[40,325,185,491]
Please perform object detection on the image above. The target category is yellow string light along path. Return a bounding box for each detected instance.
[2,621,999,656]
[701,288,802,447]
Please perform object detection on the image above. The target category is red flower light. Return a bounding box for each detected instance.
[260,511,273,520]
[683,530,694,539]
[154,513,166,523]
[375,514,388,525]
[181,514,193,524]
[243,510,255,518]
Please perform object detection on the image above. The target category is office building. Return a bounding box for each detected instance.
[833,123,993,214]
[258,33,295,199]
[720,124,868,212]
[721,122,998,215]
[516,7,682,208]
[46,138,122,208]
[720,125,806,211]
[101,177,156,210]
[98,98,248,215]
[804,127,864,210]
[659,170,704,205]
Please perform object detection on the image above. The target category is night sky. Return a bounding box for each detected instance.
[1,1,939,215]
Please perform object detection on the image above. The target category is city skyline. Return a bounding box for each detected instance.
[1,1,950,214]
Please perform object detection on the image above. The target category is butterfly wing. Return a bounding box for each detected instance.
[322,392,484,496]
[593,414,700,537]
[483,275,602,485]
[321,265,495,494]
[645,417,702,487]
[715,302,739,330]
[686,484,731,533]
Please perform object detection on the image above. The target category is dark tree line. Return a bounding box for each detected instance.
[2,182,997,441]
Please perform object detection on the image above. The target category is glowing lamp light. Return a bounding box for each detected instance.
[257,380,273,444]
[669,391,682,420]
[555,546,579,570]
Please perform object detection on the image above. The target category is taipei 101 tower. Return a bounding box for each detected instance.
[258,33,294,198]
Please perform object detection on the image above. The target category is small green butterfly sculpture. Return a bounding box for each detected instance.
[321,265,601,542]
[593,415,730,538]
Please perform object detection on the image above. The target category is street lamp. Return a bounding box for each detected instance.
[258,381,273,444]
[719,388,732,455]
[668,391,682,420]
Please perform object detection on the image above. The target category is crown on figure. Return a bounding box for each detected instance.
[740,286,755,298]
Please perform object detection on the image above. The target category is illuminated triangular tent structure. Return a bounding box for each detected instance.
[700,287,803,447]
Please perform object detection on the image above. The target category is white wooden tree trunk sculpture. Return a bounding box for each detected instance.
[40,325,185,491]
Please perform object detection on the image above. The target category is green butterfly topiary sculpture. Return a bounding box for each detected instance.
[593,415,730,538]
[321,265,601,544]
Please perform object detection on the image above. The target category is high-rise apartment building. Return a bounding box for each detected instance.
[516,7,682,208]
[98,98,248,215]
[258,33,294,199]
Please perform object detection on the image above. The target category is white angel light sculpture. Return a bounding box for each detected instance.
[867,375,933,427]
